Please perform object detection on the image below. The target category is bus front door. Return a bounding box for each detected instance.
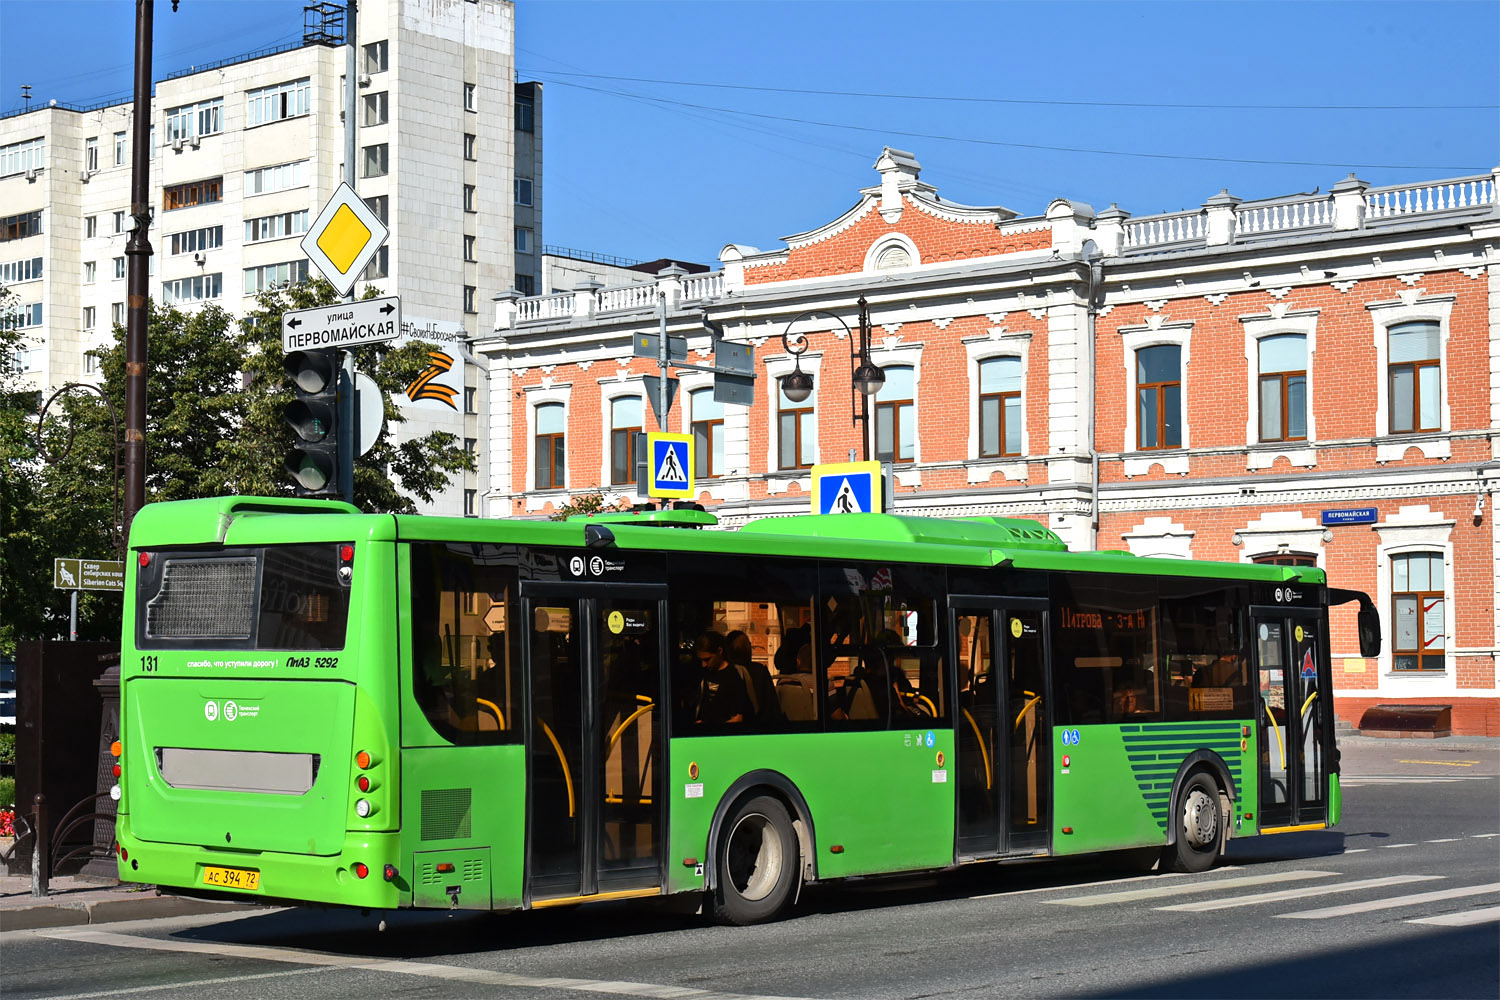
[1253,609,1330,831]
[952,601,1051,859]
[524,587,666,905]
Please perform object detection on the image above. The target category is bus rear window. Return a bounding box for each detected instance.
[137,544,351,650]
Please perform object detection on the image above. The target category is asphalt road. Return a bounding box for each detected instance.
[4,736,1497,1000]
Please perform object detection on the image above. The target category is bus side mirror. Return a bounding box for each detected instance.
[1357,605,1381,659]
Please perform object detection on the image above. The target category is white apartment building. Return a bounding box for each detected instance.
[0,0,541,517]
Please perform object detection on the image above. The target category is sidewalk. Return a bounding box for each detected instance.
[0,872,257,932]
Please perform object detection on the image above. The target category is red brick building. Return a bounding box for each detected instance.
[476,148,1500,734]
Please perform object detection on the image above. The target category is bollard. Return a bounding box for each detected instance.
[30,794,48,897]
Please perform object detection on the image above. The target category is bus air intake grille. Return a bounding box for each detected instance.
[421,788,473,841]
[146,557,257,639]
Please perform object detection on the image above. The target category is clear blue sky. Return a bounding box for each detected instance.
[3,0,1496,267]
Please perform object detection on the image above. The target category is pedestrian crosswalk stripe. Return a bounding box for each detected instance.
[1424,838,1462,843]
[969,868,1210,901]
[1276,882,1500,920]
[1380,843,1417,848]
[1157,874,1443,912]
[1473,833,1500,838]
[1047,870,1336,907]
[1408,905,1500,927]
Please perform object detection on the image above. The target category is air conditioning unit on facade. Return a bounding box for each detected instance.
[189,134,200,149]
[193,251,206,264]
[358,73,372,88]
[80,169,93,183]
[171,137,184,152]
[24,167,40,181]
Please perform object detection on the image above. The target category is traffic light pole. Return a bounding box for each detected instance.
[122,0,156,535]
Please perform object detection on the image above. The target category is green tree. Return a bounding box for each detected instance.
[548,489,629,521]
[0,282,52,654]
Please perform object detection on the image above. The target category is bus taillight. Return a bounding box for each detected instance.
[357,775,370,792]
[355,799,374,818]
[338,544,354,586]
[356,750,373,769]
[353,862,369,879]
[138,551,150,567]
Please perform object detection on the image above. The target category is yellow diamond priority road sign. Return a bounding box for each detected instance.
[300,182,389,297]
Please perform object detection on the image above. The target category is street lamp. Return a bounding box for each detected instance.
[775,295,884,459]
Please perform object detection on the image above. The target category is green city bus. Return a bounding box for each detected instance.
[114,495,1379,923]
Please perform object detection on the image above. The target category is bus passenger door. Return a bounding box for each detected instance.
[1253,609,1330,830]
[523,586,665,904]
[952,601,1051,859]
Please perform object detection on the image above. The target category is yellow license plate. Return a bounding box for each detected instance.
[202,866,260,891]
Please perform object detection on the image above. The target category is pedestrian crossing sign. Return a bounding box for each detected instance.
[812,460,883,515]
[647,432,694,499]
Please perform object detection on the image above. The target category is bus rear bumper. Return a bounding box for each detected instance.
[115,814,408,910]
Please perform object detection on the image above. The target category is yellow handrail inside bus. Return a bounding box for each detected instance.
[539,721,575,818]
[1013,694,1042,732]
[607,703,654,754]
[1262,696,1287,770]
[1301,690,1318,718]
[916,694,937,717]
[476,697,505,729]
[636,694,652,704]
[961,707,993,790]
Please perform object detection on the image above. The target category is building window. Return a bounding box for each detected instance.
[1392,552,1444,672]
[362,40,388,74]
[778,378,815,470]
[1389,321,1440,434]
[244,260,309,295]
[464,437,477,456]
[464,235,476,262]
[0,256,42,284]
[168,225,223,256]
[84,261,96,284]
[515,227,532,254]
[361,144,388,178]
[464,386,477,413]
[244,160,307,195]
[83,349,101,374]
[515,178,532,206]
[161,273,222,305]
[165,97,223,141]
[464,489,477,517]
[5,302,43,328]
[84,215,97,238]
[1259,334,1307,442]
[464,82,477,112]
[873,364,915,463]
[979,356,1021,457]
[246,78,311,127]
[84,137,98,172]
[363,91,388,127]
[874,243,911,270]
[113,256,126,280]
[111,302,125,327]
[515,95,534,132]
[516,273,534,296]
[0,211,43,242]
[82,306,96,330]
[610,396,643,485]
[366,195,388,225]
[362,245,388,281]
[536,402,565,489]
[691,387,724,478]
[244,210,309,243]
[113,210,127,234]
[163,177,223,211]
[464,185,477,213]
[1136,344,1182,450]
[464,133,477,160]
[0,137,44,177]
[113,131,127,166]
[463,285,477,314]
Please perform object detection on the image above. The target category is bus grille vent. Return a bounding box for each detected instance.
[421,788,473,841]
[146,557,257,639]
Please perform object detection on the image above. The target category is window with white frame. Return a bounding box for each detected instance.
[691,387,725,479]
[978,356,1022,457]
[84,137,98,172]
[111,302,125,327]
[464,82,477,111]
[84,261,96,284]
[610,396,643,485]
[246,78,310,126]
[1258,334,1307,442]
[464,133,477,160]
[515,178,533,206]
[243,260,308,295]
[0,256,42,284]
[164,97,223,141]
[463,234,476,262]
[244,160,307,195]
[113,210,127,233]
[244,210,309,243]
[362,40,388,74]
[113,131,127,166]
[162,273,221,304]
[873,364,915,463]
[535,402,565,489]
[83,350,101,374]
[1392,552,1444,672]
[515,227,532,254]
[1136,344,1182,450]
[463,285,476,313]
[363,91,388,127]
[168,225,223,256]
[777,378,816,470]
[82,306,96,331]
[464,185,477,213]
[5,302,43,329]
[362,144,388,178]
[1,137,44,177]
[1389,321,1440,434]
[85,215,98,238]
[113,256,125,280]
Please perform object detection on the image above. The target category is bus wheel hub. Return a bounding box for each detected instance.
[1183,788,1218,848]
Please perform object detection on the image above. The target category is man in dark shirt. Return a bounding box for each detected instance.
[696,631,753,725]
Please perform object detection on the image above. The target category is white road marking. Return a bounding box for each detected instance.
[1157,875,1442,912]
[36,927,812,1000]
[1341,849,1370,854]
[1276,882,1500,920]
[1046,870,1336,907]
[968,868,1213,901]
[1408,905,1500,927]
[1472,833,1500,839]
[1424,838,1462,843]
[40,967,327,1000]
[1380,843,1417,849]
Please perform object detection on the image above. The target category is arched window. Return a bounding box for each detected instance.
[1258,334,1306,442]
[610,396,642,485]
[777,378,816,470]
[873,243,911,270]
[690,387,725,478]
[979,357,1021,457]
[874,365,915,463]
[535,402,564,489]
[1136,345,1181,450]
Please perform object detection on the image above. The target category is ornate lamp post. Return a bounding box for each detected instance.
[776,296,884,460]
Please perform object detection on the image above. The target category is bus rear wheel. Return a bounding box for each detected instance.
[711,795,799,925]
[1163,771,1222,873]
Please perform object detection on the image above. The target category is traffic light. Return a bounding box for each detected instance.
[283,348,340,496]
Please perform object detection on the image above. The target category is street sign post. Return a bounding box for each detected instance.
[811,461,884,515]
[633,332,688,363]
[300,182,390,297]
[646,432,693,499]
[281,296,401,352]
[642,374,679,427]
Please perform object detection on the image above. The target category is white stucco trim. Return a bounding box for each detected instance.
[868,337,925,468]
[764,350,822,494]
[1234,510,1326,567]
[863,232,921,274]
[1241,311,1318,469]
[963,330,1031,484]
[1121,515,1195,558]
[598,378,646,491]
[522,382,572,509]
[1120,322,1192,477]
[1367,295,1454,462]
[1373,505,1457,695]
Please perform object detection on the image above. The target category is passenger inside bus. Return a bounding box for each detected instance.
[694,631,754,725]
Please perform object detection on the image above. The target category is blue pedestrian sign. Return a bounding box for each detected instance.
[646,432,693,499]
[811,460,883,515]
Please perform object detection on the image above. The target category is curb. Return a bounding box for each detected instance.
[1,893,255,932]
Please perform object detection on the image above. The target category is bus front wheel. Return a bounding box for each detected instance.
[711,794,799,925]
[1163,771,1222,873]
